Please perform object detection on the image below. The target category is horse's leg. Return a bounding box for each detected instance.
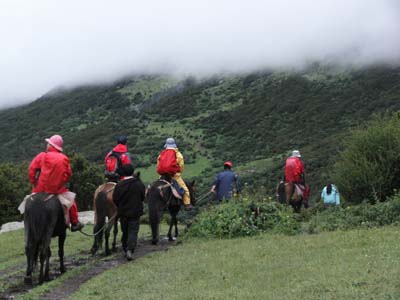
[112,217,118,252]
[58,230,66,273]
[105,222,113,256]
[38,246,46,284]
[167,211,174,241]
[174,212,179,238]
[24,242,35,285]
[44,247,51,281]
[149,205,160,245]
[90,224,98,255]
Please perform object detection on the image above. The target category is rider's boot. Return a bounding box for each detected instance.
[71,221,84,232]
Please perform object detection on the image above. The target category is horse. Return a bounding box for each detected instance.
[147,176,195,245]
[90,182,118,256]
[284,182,309,213]
[24,193,67,285]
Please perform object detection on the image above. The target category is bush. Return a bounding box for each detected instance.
[185,198,300,239]
[304,194,400,233]
[333,113,400,204]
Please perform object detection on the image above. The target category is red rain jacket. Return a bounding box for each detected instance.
[285,157,304,183]
[29,147,72,194]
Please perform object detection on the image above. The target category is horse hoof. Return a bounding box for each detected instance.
[60,266,66,274]
[105,250,111,256]
[24,276,33,285]
[151,239,158,245]
[44,275,51,282]
[112,246,117,252]
[90,248,97,255]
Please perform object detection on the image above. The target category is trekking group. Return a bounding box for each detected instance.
[23,134,338,262]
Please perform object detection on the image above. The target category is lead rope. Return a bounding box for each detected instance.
[77,212,118,237]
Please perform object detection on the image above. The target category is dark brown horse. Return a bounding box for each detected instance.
[90,182,118,255]
[147,176,195,245]
[24,193,67,285]
[284,182,309,213]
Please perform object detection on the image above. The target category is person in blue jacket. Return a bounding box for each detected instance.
[321,182,340,207]
[211,161,240,201]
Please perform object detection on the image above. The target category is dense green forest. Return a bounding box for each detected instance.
[0,65,400,225]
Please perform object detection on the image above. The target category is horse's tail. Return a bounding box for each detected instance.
[94,191,107,246]
[25,198,48,244]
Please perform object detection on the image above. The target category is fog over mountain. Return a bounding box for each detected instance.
[1,0,399,108]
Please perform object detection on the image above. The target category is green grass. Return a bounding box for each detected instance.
[0,223,170,298]
[2,224,400,299]
[69,227,400,300]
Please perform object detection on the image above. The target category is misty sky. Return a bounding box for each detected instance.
[1,0,399,108]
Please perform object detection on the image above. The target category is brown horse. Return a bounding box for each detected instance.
[284,182,309,213]
[90,182,118,255]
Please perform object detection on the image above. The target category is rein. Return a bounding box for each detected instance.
[77,212,118,237]
[194,191,213,206]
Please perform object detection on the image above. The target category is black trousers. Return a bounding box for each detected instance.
[120,216,140,252]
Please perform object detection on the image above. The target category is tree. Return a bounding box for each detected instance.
[333,113,400,204]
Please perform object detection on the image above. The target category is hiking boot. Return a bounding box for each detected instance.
[126,250,133,261]
[70,221,84,232]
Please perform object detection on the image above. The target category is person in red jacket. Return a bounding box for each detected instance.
[104,136,132,182]
[284,150,307,207]
[28,135,84,231]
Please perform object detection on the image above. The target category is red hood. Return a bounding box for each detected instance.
[113,144,128,153]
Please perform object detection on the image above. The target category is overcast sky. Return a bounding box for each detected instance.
[0,0,399,108]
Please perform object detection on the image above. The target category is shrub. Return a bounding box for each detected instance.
[333,113,400,204]
[304,194,400,233]
[185,198,300,239]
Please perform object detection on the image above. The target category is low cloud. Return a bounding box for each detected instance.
[0,0,399,108]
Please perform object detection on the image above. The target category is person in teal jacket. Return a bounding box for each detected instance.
[321,182,340,207]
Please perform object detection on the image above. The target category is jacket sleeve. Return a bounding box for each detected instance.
[63,156,72,184]
[176,150,185,172]
[28,152,44,185]
[335,186,340,205]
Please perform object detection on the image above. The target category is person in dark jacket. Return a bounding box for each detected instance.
[112,164,145,260]
[211,161,240,201]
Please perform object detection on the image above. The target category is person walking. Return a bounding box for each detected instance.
[112,164,145,261]
[211,161,240,201]
[28,134,84,231]
[321,182,340,207]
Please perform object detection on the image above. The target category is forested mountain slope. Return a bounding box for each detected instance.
[1,66,399,197]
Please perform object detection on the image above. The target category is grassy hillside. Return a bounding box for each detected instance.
[0,66,399,199]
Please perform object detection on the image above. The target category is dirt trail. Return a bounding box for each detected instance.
[0,238,174,300]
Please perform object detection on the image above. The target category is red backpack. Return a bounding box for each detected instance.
[104,151,123,180]
[157,149,180,175]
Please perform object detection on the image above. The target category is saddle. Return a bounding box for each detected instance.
[18,191,76,225]
[158,179,184,200]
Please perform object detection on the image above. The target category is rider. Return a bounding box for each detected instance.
[211,161,241,201]
[104,136,132,182]
[28,135,84,232]
[284,150,306,203]
[157,138,192,210]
